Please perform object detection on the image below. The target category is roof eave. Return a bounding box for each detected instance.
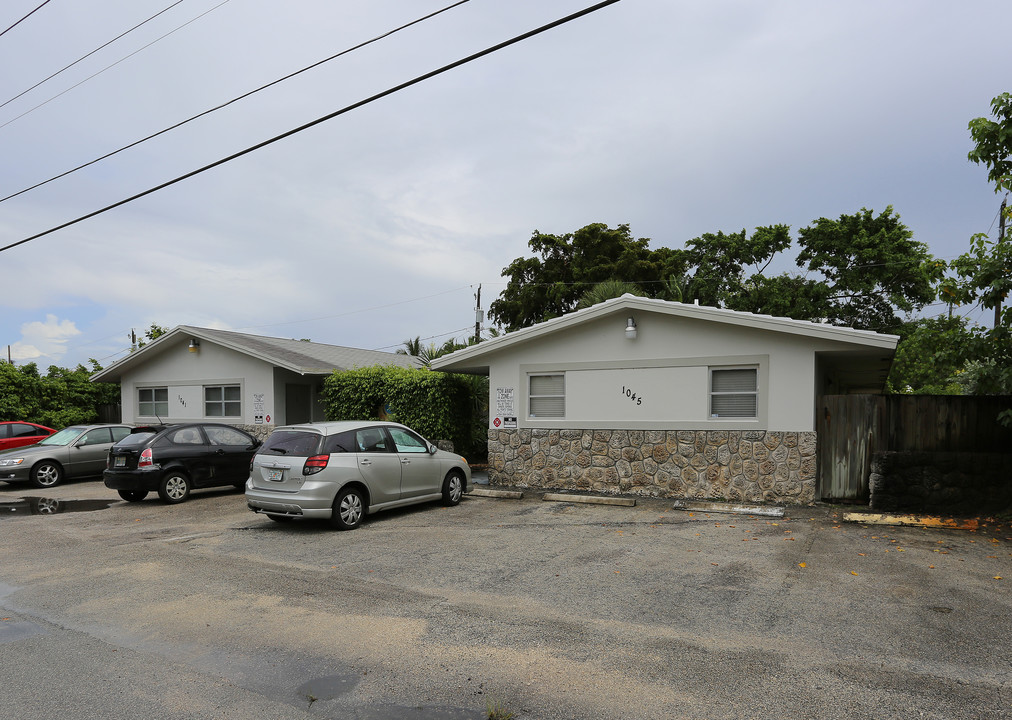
[430,295,899,370]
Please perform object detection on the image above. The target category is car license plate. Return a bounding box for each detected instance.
[267,468,283,482]
[115,457,126,467]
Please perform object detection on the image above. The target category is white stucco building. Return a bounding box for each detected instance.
[431,295,898,503]
[91,326,418,436]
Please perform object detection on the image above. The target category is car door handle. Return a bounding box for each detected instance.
[400,458,411,464]
[360,459,372,466]
[215,449,226,455]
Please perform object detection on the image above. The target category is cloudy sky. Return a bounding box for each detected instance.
[0,0,1009,370]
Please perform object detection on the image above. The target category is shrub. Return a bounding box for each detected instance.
[321,366,486,460]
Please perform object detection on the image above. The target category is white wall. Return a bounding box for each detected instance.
[485,311,872,432]
[119,337,276,426]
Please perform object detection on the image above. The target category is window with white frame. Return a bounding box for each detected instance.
[709,367,758,419]
[529,374,565,418]
[204,385,241,417]
[138,387,168,417]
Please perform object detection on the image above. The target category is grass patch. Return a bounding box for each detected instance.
[486,697,515,720]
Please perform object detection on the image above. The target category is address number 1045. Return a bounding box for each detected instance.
[621,386,643,406]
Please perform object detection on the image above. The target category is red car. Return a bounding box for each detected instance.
[0,422,56,451]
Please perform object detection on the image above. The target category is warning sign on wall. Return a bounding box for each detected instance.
[496,387,514,416]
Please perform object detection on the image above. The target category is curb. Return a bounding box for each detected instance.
[542,493,636,507]
[842,512,982,530]
[672,500,785,517]
[468,487,524,499]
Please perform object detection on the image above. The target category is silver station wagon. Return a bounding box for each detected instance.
[245,421,471,530]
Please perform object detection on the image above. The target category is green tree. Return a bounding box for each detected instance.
[886,316,977,394]
[682,224,793,307]
[967,92,1012,192]
[0,361,119,426]
[949,92,1012,327]
[795,207,941,332]
[488,223,686,330]
[133,323,169,351]
[931,93,1012,427]
[491,213,938,333]
[946,230,1012,325]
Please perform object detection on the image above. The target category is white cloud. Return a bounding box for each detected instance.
[9,315,81,364]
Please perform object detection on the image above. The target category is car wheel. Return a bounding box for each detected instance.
[158,472,191,504]
[117,489,148,502]
[330,487,365,530]
[30,461,62,489]
[441,470,464,506]
[267,514,294,523]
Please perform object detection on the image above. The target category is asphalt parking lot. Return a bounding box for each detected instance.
[0,478,1010,720]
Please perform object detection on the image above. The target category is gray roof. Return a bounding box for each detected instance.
[91,325,419,382]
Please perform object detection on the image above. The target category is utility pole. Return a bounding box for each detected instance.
[474,284,483,344]
[997,196,1008,328]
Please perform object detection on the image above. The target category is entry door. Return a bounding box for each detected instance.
[285,384,312,424]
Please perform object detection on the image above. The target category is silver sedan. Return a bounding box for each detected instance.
[0,424,132,488]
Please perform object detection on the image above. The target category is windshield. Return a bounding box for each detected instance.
[38,427,85,446]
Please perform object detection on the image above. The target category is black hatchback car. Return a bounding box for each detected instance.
[103,423,261,504]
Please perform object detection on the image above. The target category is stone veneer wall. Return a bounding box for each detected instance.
[236,424,274,442]
[487,428,817,504]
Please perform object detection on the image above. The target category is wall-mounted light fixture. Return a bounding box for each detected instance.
[188,339,200,353]
[625,317,637,339]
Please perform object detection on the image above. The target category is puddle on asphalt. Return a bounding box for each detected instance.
[293,675,484,719]
[0,497,114,516]
[297,674,359,702]
[342,705,485,719]
[0,582,48,645]
[0,618,47,644]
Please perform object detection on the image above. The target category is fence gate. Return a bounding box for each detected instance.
[817,395,884,502]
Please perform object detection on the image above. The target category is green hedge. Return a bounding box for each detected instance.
[321,366,487,461]
[0,362,120,428]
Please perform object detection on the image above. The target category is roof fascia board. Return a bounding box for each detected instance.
[431,296,897,370]
[90,325,191,382]
[90,325,305,382]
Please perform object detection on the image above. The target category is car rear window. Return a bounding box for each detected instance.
[115,432,156,447]
[260,430,321,457]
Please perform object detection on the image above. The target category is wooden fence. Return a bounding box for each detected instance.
[817,395,1012,501]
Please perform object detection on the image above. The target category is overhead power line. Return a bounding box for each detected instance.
[0,0,472,204]
[0,0,186,111]
[0,0,52,39]
[0,0,623,255]
[0,0,231,132]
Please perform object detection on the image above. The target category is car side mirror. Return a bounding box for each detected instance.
[427,443,437,454]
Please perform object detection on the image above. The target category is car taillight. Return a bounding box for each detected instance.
[138,448,153,468]
[303,454,329,476]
